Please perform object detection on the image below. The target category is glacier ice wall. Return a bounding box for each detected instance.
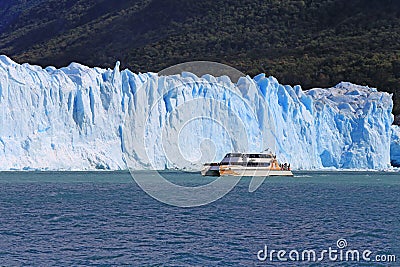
[0,55,395,170]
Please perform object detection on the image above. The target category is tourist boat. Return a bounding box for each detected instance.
[201,152,293,177]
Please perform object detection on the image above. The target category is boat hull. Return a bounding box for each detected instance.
[201,165,220,176]
[219,166,293,177]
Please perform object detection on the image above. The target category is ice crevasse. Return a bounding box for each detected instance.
[0,55,397,170]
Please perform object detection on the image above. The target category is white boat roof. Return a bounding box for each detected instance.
[224,152,275,157]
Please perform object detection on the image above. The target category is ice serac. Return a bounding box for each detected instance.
[390,125,400,167]
[0,55,395,170]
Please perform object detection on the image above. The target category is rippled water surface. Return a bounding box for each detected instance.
[0,171,399,266]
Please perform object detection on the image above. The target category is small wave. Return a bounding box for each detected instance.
[295,175,312,178]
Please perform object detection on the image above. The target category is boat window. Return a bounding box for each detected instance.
[260,154,272,158]
[247,162,271,167]
[220,162,272,167]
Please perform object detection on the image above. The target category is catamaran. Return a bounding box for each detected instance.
[201,152,293,177]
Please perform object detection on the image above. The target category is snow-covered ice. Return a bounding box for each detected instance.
[0,55,396,170]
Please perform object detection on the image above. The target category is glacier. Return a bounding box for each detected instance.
[0,55,396,171]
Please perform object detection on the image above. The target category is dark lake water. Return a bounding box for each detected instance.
[0,171,399,266]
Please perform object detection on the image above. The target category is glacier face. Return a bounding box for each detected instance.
[0,55,395,170]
